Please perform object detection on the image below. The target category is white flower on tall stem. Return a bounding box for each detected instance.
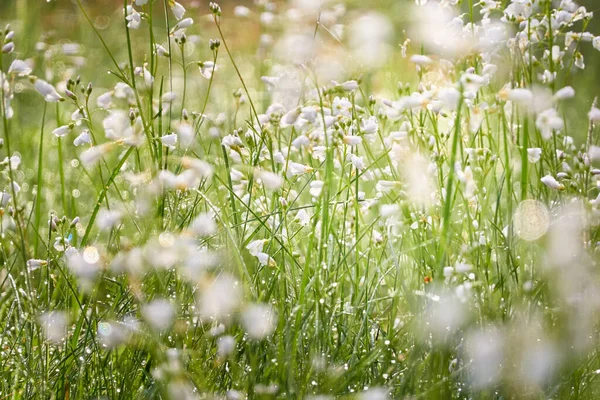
[125,6,142,29]
[161,133,178,150]
[199,61,217,79]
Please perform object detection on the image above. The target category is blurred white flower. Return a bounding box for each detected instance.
[241,304,276,340]
[142,299,175,333]
[38,311,68,344]
[34,79,63,102]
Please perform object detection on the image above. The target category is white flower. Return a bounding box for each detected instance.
[339,80,359,91]
[234,6,251,17]
[246,239,266,256]
[103,111,130,141]
[505,88,533,105]
[97,209,123,230]
[38,311,68,344]
[343,135,362,146]
[222,134,243,149]
[536,108,563,139]
[199,61,216,79]
[257,170,284,190]
[171,1,186,20]
[554,86,575,100]
[161,133,178,149]
[295,209,310,226]
[190,213,217,236]
[27,258,47,271]
[286,162,312,178]
[155,44,169,57]
[96,91,112,108]
[309,180,324,197]
[196,274,242,322]
[410,54,432,66]
[217,335,236,358]
[126,6,142,29]
[80,145,109,168]
[527,148,542,163]
[52,124,72,137]
[256,252,276,267]
[142,64,153,88]
[349,153,365,170]
[540,174,564,190]
[73,130,92,146]
[592,36,600,51]
[241,304,276,340]
[175,17,194,30]
[361,117,378,135]
[181,156,214,179]
[588,107,600,122]
[7,59,32,76]
[2,42,14,54]
[141,299,174,332]
[34,79,63,102]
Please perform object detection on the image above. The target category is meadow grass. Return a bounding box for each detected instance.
[1,0,600,399]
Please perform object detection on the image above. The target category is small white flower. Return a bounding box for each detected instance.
[217,335,236,358]
[142,299,175,332]
[505,88,533,105]
[126,6,142,29]
[142,64,153,88]
[536,108,563,139]
[171,1,186,20]
[410,54,432,66]
[554,86,575,100]
[257,170,284,190]
[199,61,217,79]
[361,117,378,135]
[52,124,72,138]
[73,130,92,146]
[339,80,359,91]
[96,91,112,108]
[161,133,178,149]
[295,209,310,226]
[97,209,123,230]
[588,107,600,122]
[241,304,276,340]
[343,135,362,146]
[190,213,217,236]
[540,174,564,190]
[34,79,63,102]
[286,162,312,178]
[27,258,48,271]
[234,6,251,17]
[80,145,108,168]
[38,311,68,344]
[181,156,214,179]
[527,148,542,163]
[7,59,32,76]
[222,134,243,149]
[309,180,324,197]
[349,153,365,170]
[175,17,194,30]
[196,274,242,322]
